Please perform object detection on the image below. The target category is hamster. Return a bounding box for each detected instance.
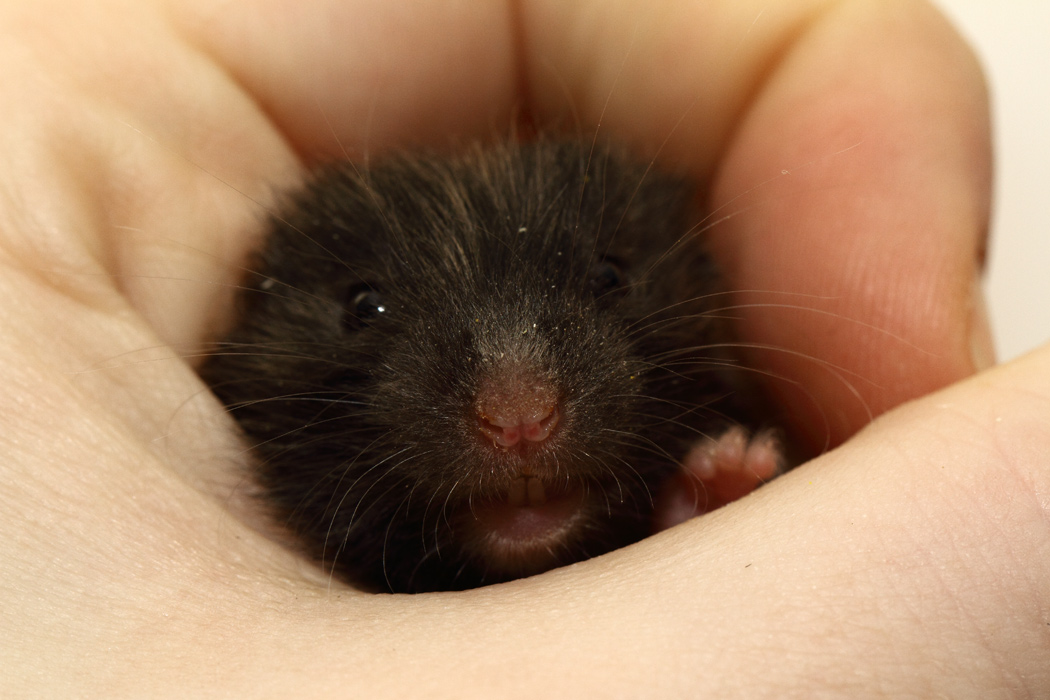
[200,138,782,593]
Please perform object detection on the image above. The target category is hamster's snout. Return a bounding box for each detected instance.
[475,363,561,450]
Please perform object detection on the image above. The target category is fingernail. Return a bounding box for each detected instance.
[969,274,996,371]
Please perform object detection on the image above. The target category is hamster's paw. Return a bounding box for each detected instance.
[652,426,783,532]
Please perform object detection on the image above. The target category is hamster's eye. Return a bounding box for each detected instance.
[587,258,625,297]
[344,283,387,330]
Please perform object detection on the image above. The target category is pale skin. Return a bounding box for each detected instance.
[2,0,1047,696]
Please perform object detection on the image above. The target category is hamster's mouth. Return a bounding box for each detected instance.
[465,476,585,577]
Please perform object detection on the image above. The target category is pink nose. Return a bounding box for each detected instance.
[478,401,560,448]
[475,368,560,448]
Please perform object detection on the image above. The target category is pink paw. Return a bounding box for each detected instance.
[653,426,783,532]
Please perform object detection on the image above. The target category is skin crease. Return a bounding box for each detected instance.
[0,0,1047,696]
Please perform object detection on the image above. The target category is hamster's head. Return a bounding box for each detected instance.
[205,141,741,592]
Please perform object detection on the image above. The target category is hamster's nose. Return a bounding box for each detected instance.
[475,366,560,448]
[477,401,560,448]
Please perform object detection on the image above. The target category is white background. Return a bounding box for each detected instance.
[934,1,1050,361]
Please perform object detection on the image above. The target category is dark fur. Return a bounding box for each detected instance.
[201,139,760,593]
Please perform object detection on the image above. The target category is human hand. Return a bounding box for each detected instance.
[4,0,1043,697]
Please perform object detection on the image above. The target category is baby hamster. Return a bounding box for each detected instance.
[201,138,781,593]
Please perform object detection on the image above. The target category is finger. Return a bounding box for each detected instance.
[0,0,521,357]
[12,318,1047,697]
[170,0,520,159]
[0,0,303,352]
[518,0,992,450]
[15,0,989,455]
[710,1,993,450]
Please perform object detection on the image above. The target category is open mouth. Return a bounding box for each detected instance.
[465,476,585,576]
